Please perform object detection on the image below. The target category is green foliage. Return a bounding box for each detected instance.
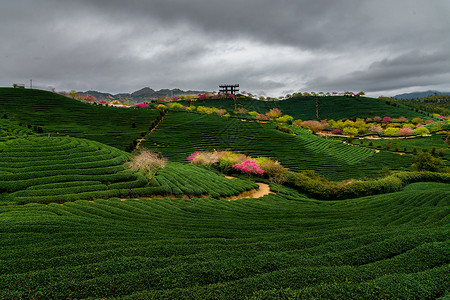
[412,152,443,172]
[414,126,430,136]
[342,126,358,137]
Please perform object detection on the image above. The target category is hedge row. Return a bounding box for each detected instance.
[287,170,450,200]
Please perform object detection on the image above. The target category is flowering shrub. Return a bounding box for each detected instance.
[301,120,325,133]
[135,103,150,108]
[368,125,383,134]
[155,104,167,110]
[232,159,264,176]
[384,127,399,136]
[265,108,283,119]
[215,109,227,117]
[235,107,248,115]
[276,115,294,124]
[382,116,391,123]
[256,114,269,121]
[292,119,303,127]
[331,128,343,134]
[396,127,414,136]
[414,127,430,136]
[343,127,358,137]
[397,116,409,123]
[128,148,167,183]
[412,117,424,124]
[168,102,183,109]
[373,116,382,123]
[248,111,259,117]
[424,120,434,125]
[98,100,107,104]
[187,151,223,166]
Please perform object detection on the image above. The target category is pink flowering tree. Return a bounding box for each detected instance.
[301,120,325,133]
[265,108,283,119]
[397,127,414,136]
[128,148,167,184]
[331,128,343,134]
[135,103,150,108]
[368,125,384,134]
[232,159,264,177]
[382,116,391,123]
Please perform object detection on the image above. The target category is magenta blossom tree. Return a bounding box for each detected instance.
[232,159,264,176]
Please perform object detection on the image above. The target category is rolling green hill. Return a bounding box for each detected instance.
[0,88,448,299]
[0,88,160,150]
[184,95,433,120]
[142,111,413,180]
[0,186,448,299]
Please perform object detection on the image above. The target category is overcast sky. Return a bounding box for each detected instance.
[1,0,450,97]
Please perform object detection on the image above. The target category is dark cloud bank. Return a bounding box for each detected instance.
[1,0,449,97]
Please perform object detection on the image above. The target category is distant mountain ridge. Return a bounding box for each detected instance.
[79,87,209,103]
[393,90,450,100]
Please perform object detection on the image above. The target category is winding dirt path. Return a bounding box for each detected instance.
[120,177,273,202]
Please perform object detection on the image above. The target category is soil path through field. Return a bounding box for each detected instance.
[136,112,166,149]
[120,177,273,201]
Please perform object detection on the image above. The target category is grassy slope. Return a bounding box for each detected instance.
[0,88,160,151]
[182,96,433,120]
[0,186,448,299]
[142,111,412,180]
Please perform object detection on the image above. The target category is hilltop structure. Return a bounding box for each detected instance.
[219,84,239,95]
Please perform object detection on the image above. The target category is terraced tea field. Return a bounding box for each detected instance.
[0,88,160,150]
[142,111,412,180]
[0,185,448,299]
[182,95,432,120]
[0,136,257,204]
[0,88,448,299]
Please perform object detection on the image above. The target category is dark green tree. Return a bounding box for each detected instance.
[412,152,442,172]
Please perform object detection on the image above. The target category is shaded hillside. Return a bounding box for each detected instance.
[182,95,432,120]
[0,88,160,150]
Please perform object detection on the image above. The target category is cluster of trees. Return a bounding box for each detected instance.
[293,116,447,137]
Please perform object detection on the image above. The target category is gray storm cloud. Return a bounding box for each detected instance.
[1,0,449,96]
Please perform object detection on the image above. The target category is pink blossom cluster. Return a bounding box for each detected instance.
[135,103,150,108]
[256,114,268,121]
[331,128,343,134]
[396,127,414,136]
[187,152,200,162]
[98,100,107,104]
[382,116,391,123]
[232,159,264,176]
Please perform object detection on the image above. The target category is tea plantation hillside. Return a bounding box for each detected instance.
[0,135,257,204]
[182,95,432,120]
[0,88,160,150]
[0,88,449,299]
[0,186,448,299]
[142,111,413,180]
